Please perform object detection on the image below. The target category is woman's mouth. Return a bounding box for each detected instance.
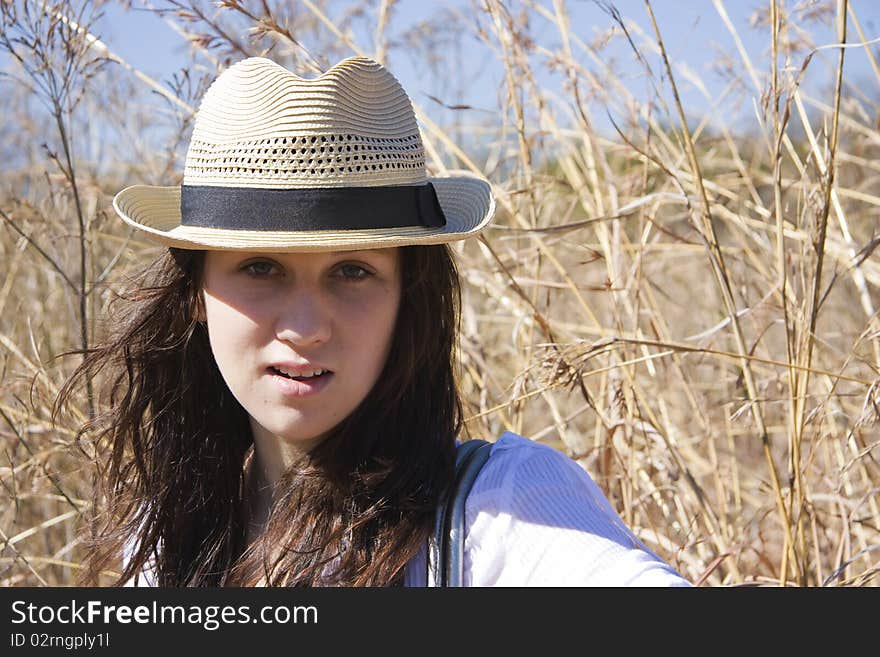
[267,366,334,397]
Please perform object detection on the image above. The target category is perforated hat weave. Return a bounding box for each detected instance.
[113,56,495,251]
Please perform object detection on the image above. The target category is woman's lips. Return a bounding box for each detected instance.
[266,367,334,397]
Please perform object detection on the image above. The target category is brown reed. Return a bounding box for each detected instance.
[1,0,878,587]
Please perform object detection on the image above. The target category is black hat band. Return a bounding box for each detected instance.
[180,183,447,232]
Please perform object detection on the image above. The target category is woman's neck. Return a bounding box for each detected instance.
[248,418,326,492]
[242,419,328,543]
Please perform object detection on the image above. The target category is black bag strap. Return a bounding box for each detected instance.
[426,439,494,587]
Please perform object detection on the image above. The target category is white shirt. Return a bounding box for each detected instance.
[402,431,689,586]
[126,431,690,587]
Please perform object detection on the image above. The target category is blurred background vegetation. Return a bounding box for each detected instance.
[1,0,879,586]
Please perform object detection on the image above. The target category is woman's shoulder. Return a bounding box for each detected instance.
[463,431,692,587]
[467,430,620,521]
[467,430,606,505]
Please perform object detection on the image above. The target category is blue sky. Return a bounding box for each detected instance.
[3,0,878,138]
[86,0,880,135]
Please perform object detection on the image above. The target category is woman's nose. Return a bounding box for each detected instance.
[274,287,332,346]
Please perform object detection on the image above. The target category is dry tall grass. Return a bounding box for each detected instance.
[1,0,878,586]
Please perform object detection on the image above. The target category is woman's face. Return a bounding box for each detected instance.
[201,248,401,452]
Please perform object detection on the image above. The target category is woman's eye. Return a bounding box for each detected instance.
[238,260,372,281]
[336,263,372,281]
[241,261,279,277]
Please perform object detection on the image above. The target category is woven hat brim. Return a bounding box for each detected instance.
[113,174,495,252]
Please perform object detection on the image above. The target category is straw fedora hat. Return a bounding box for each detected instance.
[113,56,495,252]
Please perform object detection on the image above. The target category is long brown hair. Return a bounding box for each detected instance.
[55,244,462,586]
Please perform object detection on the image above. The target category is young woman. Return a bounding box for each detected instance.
[57,56,690,587]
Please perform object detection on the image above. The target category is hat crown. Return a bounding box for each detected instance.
[183,57,427,189]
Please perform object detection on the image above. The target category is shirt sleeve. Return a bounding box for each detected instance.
[463,433,692,586]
